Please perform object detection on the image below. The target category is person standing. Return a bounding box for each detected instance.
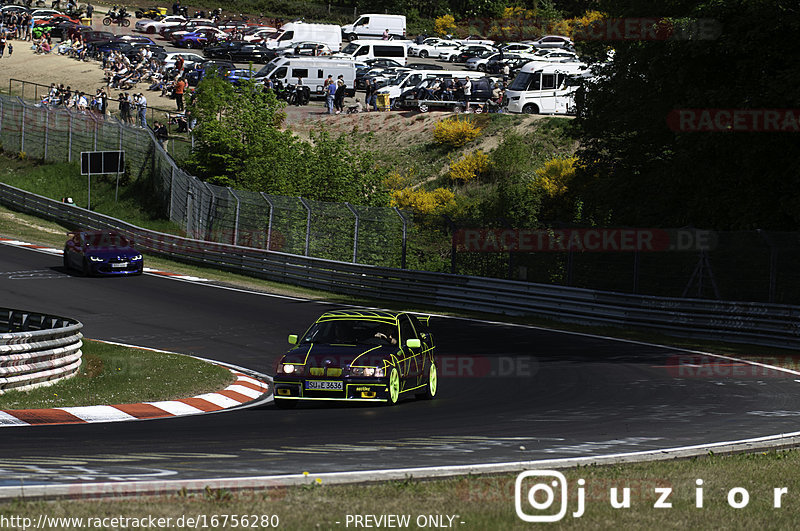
[364,78,377,112]
[382,28,389,40]
[334,75,346,114]
[502,63,510,84]
[86,2,94,22]
[463,76,472,111]
[325,77,336,114]
[174,76,186,111]
[136,93,147,127]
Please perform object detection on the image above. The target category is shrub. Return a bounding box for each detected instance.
[448,150,489,183]
[434,14,456,36]
[390,187,456,215]
[432,116,482,148]
[533,156,578,197]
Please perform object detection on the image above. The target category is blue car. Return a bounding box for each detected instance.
[63,230,144,276]
[224,69,257,85]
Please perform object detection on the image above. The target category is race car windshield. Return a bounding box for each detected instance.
[300,320,399,346]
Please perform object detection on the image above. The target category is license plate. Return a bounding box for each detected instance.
[304,380,342,391]
[112,262,128,268]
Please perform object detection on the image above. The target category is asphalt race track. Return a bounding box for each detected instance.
[1,243,800,487]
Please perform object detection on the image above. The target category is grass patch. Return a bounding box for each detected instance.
[3,450,800,527]
[0,340,233,409]
[0,153,183,235]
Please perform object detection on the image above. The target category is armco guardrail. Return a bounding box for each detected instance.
[1,183,798,349]
[0,308,83,393]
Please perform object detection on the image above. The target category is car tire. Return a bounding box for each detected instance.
[522,103,539,114]
[419,50,428,58]
[386,367,400,406]
[62,249,70,271]
[453,104,463,114]
[418,104,429,113]
[450,56,456,62]
[274,398,297,409]
[147,27,155,34]
[347,33,358,42]
[477,64,485,71]
[81,258,91,277]
[416,362,438,400]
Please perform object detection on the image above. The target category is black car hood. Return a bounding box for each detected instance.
[282,343,399,368]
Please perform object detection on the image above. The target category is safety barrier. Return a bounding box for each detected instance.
[0,308,83,393]
[1,182,798,349]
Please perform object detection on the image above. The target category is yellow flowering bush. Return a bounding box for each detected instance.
[533,156,578,197]
[434,15,456,36]
[390,187,456,214]
[448,150,489,183]
[433,116,482,148]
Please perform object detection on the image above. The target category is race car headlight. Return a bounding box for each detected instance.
[280,364,304,375]
[130,254,143,261]
[352,367,384,377]
[350,367,365,376]
[89,256,104,262]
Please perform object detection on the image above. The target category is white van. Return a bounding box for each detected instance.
[262,22,342,52]
[341,14,406,41]
[504,63,589,115]
[255,57,357,97]
[334,39,407,65]
[376,69,475,101]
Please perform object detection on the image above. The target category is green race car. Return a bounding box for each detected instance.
[272,310,438,408]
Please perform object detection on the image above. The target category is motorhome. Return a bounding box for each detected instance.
[341,14,406,41]
[375,69,476,101]
[254,57,357,97]
[503,62,589,114]
[334,39,407,65]
[261,22,342,52]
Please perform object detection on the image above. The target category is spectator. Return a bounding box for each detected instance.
[153,120,169,148]
[334,75,346,114]
[463,76,472,111]
[325,78,336,114]
[364,78,377,112]
[382,28,389,40]
[174,76,186,110]
[86,2,94,21]
[136,92,147,127]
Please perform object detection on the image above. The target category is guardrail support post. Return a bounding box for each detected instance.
[299,198,312,256]
[228,187,241,246]
[393,207,407,270]
[345,202,359,263]
[260,193,274,251]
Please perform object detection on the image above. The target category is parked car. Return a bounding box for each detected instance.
[448,44,496,63]
[465,51,505,71]
[278,41,332,57]
[204,42,277,63]
[135,15,186,34]
[396,75,496,112]
[457,35,494,47]
[526,35,574,49]
[172,27,229,48]
[524,49,580,66]
[63,231,144,277]
[77,30,115,43]
[157,51,206,69]
[408,37,460,58]
[161,19,215,38]
[185,59,235,86]
[114,34,157,44]
[224,68,259,85]
[500,42,538,58]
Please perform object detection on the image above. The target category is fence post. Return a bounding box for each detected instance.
[228,187,241,246]
[261,193,274,251]
[93,118,98,151]
[20,105,25,154]
[345,202,359,263]
[44,110,48,160]
[299,197,312,257]
[68,113,73,162]
[393,207,407,270]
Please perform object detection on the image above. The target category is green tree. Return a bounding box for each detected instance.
[570,0,800,230]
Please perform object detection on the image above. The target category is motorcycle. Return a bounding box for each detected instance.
[135,7,165,19]
[103,8,131,27]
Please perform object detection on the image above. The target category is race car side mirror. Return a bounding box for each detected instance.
[288,334,298,344]
[406,338,421,349]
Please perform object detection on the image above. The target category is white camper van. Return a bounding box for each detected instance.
[504,63,588,115]
[334,39,407,65]
[255,57,356,97]
[262,22,342,52]
[341,14,406,41]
